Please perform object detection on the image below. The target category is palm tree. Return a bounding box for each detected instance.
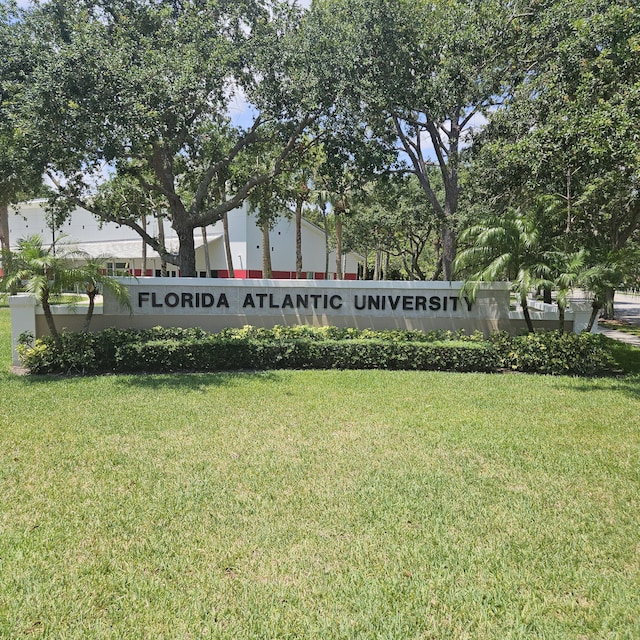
[77,257,132,331]
[0,235,131,343]
[544,249,587,333]
[580,250,636,331]
[311,187,333,279]
[294,181,311,279]
[454,211,545,333]
[0,235,72,342]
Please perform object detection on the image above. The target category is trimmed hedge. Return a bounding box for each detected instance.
[112,338,498,374]
[490,330,620,376]
[16,325,619,377]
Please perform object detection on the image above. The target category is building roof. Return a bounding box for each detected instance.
[58,234,223,260]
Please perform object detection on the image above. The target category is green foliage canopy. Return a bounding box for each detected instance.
[8,0,339,276]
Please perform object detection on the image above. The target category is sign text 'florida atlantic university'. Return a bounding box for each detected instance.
[135,290,474,314]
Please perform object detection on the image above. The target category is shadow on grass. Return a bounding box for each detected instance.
[606,341,640,376]
[557,374,640,401]
[558,336,640,401]
[4,369,284,390]
[113,370,284,390]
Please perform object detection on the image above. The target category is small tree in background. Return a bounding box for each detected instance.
[77,257,132,332]
[0,236,131,343]
[581,250,639,331]
[454,211,546,333]
[543,249,587,333]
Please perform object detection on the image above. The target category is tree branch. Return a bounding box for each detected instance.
[193,113,318,227]
[190,115,263,216]
[45,171,180,266]
[394,117,445,219]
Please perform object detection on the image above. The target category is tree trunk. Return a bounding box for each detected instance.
[565,167,573,239]
[295,194,303,279]
[222,210,235,278]
[141,214,147,276]
[41,293,61,348]
[322,204,330,279]
[83,290,97,332]
[521,296,535,333]
[558,304,565,334]
[201,226,211,277]
[262,220,272,279]
[441,224,456,281]
[432,255,443,281]
[0,201,10,254]
[585,302,601,332]
[177,226,196,277]
[157,213,168,277]
[335,214,343,280]
[602,287,615,319]
[412,253,425,281]
[398,116,460,281]
[152,142,197,276]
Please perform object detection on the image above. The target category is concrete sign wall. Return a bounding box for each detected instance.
[100,278,511,335]
[10,278,596,366]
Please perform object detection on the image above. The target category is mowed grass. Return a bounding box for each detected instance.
[1,309,639,639]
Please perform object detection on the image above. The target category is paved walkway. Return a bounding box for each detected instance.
[595,292,640,347]
[597,326,640,347]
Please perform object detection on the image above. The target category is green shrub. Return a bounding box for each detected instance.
[17,332,105,374]
[494,331,620,376]
[112,338,499,374]
[17,333,58,374]
[114,337,257,373]
[217,325,483,343]
[15,325,619,377]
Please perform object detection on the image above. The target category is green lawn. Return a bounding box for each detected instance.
[1,308,639,639]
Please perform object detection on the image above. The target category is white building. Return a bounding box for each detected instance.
[3,200,362,280]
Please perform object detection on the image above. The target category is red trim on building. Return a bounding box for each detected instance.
[133,269,360,280]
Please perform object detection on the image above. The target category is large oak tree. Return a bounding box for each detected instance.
[469,0,640,314]
[0,1,49,253]
[9,0,332,276]
[307,0,532,279]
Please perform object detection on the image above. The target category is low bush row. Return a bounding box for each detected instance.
[16,325,619,377]
[489,331,620,376]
